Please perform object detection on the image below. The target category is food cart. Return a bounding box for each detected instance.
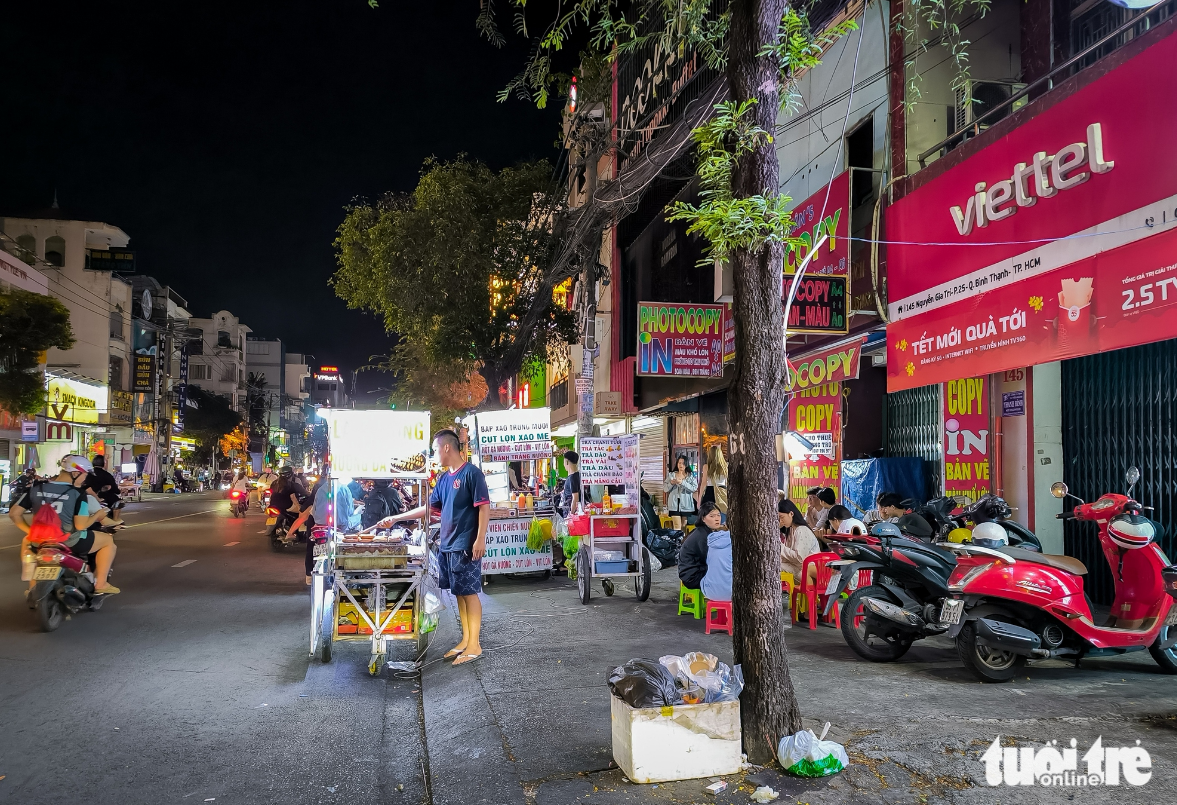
[465,408,556,584]
[117,463,143,501]
[308,409,432,675]
[573,435,651,603]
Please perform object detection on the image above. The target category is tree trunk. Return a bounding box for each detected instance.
[725,0,803,764]
[476,364,507,410]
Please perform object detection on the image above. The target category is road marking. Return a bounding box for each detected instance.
[224,541,240,546]
[257,530,270,534]
[121,509,220,528]
[172,559,198,568]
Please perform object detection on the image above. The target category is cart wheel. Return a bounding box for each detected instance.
[482,574,491,586]
[603,579,615,596]
[635,547,652,602]
[542,569,552,580]
[369,653,385,676]
[576,548,591,604]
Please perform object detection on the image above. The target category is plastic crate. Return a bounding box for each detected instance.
[595,560,630,574]
[594,517,633,537]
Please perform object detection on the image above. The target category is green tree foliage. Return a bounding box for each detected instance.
[332,157,576,408]
[0,289,74,414]
[184,385,244,463]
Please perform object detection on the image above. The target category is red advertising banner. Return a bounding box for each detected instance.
[785,170,850,277]
[785,337,864,393]
[942,377,991,508]
[637,302,726,377]
[885,30,1177,391]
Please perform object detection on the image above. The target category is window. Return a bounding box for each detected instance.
[14,235,36,263]
[188,328,204,355]
[222,367,237,382]
[549,377,569,410]
[217,330,232,348]
[317,382,329,391]
[109,356,124,391]
[45,236,66,267]
[247,341,271,355]
[190,364,212,381]
[109,310,124,340]
[330,383,337,391]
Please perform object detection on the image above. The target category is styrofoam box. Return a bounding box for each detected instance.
[610,695,742,783]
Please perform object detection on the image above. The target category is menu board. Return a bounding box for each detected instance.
[475,408,552,462]
[481,518,553,575]
[579,435,640,489]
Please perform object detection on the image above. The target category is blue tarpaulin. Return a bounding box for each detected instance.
[841,458,928,519]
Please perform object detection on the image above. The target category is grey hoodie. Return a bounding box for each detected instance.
[700,530,733,601]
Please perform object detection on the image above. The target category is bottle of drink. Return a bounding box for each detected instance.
[602,491,612,512]
[525,493,534,509]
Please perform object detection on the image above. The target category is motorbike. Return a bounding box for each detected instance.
[826,494,1041,662]
[229,489,248,517]
[27,525,120,632]
[267,505,308,551]
[942,467,1177,682]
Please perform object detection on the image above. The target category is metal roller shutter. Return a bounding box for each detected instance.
[885,384,942,500]
[634,417,668,507]
[1061,339,1177,605]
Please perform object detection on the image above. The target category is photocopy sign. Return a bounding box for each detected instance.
[637,302,725,377]
[475,408,552,462]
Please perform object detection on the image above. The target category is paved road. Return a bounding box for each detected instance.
[0,491,428,805]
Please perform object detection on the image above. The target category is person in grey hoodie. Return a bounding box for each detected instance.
[699,528,733,602]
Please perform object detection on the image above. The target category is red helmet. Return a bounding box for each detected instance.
[1107,514,1155,550]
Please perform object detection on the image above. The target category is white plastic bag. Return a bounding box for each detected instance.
[423,572,447,615]
[777,724,849,777]
[658,653,744,702]
[648,552,663,573]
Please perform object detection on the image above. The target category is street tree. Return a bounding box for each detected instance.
[0,289,74,414]
[479,0,864,760]
[368,340,490,428]
[332,157,577,408]
[185,385,244,465]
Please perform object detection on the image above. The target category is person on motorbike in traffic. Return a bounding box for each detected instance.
[267,466,307,536]
[9,455,121,599]
[9,467,37,506]
[86,454,122,510]
[231,470,251,511]
[255,465,278,505]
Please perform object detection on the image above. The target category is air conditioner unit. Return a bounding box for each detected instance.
[954,81,1027,132]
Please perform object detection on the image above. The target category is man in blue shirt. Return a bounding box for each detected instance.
[388,429,490,666]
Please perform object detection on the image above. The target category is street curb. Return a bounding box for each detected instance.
[421,596,527,805]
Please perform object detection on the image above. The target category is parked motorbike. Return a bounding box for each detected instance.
[229,489,248,517]
[960,494,1041,552]
[825,521,959,661]
[27,526,119,632]
[942,467,1177,682]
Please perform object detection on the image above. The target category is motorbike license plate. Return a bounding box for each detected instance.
[824,572,842,596]
[267,517,277,526]
[33,566,62,581]
[313,542,329,557]
[940,599,964,625]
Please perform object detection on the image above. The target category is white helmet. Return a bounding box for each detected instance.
[971,521,1008,548]
[1108,514,1156,551]
[60,454,94,474]
[837,518,867,536]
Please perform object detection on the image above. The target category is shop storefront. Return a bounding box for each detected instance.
[41,373,110,471]
[883,24,1177,592]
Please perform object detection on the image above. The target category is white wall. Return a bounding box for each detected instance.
[777,2,891,206]
[1031,362,1064,553]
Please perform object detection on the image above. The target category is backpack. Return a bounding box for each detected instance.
[362,492,391,529]
[26,481,83,545]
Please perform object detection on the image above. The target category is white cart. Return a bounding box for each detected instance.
[575,513,651,603]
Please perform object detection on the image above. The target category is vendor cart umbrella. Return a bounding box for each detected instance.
[143,448,160,483]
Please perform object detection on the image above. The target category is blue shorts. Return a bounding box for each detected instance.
[438,549,483,597]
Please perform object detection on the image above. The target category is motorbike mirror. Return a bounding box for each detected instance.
[954,495,971,507]
[1126,466,1140,494]
[1050,482,1068,499]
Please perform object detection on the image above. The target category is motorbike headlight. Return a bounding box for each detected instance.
[948,561,995,592]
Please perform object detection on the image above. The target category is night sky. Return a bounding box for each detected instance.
[0,0,561,399]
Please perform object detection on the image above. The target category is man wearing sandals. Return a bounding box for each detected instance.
[379,429,489,666]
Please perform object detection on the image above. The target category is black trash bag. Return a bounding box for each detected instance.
[644,528,684,567]
[608,658,683,708]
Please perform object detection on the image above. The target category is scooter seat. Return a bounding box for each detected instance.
[1001,546,1087,575]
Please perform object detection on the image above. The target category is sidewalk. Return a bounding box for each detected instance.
[421,568,1177,805]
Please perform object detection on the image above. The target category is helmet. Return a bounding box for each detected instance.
[1108,514,1156,550]
[278,466,294,478]
[837,518,867,536]
[971,521,1008,549]
[870,522,902,538]
[946,527,973,544]
[897,513,934,539]
[60,454,94,474]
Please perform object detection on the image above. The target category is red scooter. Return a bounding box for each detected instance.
[941,467,1177,682]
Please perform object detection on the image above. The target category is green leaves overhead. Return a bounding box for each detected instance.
[0,289,74,414]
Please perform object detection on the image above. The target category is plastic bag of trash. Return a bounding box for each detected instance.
[778,724,849,777]
[419,611,438,634]
[658,653,745,703]
[608,658,683,708]
[648,552,663,574]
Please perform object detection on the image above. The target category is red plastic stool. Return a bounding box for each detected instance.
[704,600,734,635]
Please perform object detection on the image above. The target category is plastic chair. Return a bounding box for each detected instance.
[705,600,733,635]
[793,552,842,630]
[678,583,705,619]
[780,571,796,605]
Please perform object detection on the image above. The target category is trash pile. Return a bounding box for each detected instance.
[608,652,743,708]
[778,722,849,777]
